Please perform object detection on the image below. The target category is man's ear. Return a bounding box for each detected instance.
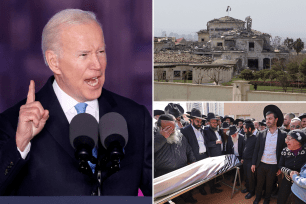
[45,50,61,75]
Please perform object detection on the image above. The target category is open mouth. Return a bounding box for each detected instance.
[84,77,99,87]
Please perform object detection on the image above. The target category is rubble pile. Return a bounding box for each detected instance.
[154,52,212,63]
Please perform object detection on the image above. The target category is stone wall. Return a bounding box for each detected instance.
[154,82,306,101]
[154,82,233,101]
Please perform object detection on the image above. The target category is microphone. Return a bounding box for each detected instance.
[69,113,99,174]
[99,112,128,173]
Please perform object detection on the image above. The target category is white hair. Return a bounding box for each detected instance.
[291,117,301,123]
[41,9,101,66]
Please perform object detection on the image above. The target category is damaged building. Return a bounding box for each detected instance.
[196,16,289,70]
[154,15,290,84]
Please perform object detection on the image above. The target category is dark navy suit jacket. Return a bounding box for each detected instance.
[181,125,210,161]
[0,76,152,196]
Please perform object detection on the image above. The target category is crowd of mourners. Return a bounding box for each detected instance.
[154,103,306,204]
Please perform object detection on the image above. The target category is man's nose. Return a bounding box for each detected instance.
[90,54,102,70]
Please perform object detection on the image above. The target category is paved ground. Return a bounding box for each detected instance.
[171,179,278,204]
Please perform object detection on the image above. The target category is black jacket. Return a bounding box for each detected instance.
[203,127,223,157]
[252,128,287,167]
[181,124,210,161]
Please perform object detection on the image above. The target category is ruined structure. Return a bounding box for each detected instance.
[196,16,289,70]
[154,16,290,85]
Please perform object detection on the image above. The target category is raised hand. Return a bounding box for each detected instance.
[16,80,49,151]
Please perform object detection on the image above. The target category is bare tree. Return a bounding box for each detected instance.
[156,69,165,82]
[203,67,223,85]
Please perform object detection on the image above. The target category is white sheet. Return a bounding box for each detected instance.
[154,154,239,198]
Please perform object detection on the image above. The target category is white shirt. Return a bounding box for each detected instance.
[215,130,223,151]
[233,139,239,156]
[261,129,278,164]
[191,125,206,153]
[18,79,99,159]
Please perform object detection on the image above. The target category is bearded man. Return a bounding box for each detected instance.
[154,114,196,178]
[181,109,223,196]
[298,113,306,128]
[241,120,257,200]
[154,114,197,203]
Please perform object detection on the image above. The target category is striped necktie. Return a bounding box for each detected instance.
[74,103,97,173]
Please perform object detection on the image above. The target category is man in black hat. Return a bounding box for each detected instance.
[181,108,219,196]
[154,114,197,203]
[235,118,245,135]
[298,113,306,128]
[241,119,257,200]
[222,115,234,125]
[280,113,295,133]
[204,113,225,158]
[251,105,287,204]
[259,119,267,131]
[220,122,230,155]
[227,125,244,161]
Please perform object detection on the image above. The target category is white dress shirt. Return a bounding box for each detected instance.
[191,125,206,153]
[261,129,278,164]
[215,130,223,151]
[18,79,99,159]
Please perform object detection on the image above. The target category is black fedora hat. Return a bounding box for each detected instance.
[259,119,266,126]
[228,125,238,136]
[206,112,219,121]
[186,108,203,120]
[154,110,164,116]
[222,115,234,123]
[165,103,182,118]
[221,122,230,129]
[263,105,284,127]
[234,118,244,125]
[298,113,306,120]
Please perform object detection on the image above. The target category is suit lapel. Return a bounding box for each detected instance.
[37,77,75,160]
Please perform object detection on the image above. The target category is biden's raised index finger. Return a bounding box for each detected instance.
[26,80,35,104]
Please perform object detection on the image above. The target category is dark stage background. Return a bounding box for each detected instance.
[0,0,152,114]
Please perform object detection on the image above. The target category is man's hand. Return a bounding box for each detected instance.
[276,169,282,176]
[241,159,244,164]
[251,165,256,173]
[16,80,49,151]
[160,126,174,139]
[216,140,222,144]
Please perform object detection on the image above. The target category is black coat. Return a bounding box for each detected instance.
[252,128,287,167]
[203,127,223,157]
[181,125,210,161]
[0,76,152,196]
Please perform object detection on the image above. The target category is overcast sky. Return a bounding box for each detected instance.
[154,0,306,40]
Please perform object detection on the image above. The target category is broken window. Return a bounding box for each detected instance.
[263,58,270,69]
[162,71,166,80]
[217,42,223,46]
[249,42,254,51]
[174,71,181,77]
[248,59,258,69]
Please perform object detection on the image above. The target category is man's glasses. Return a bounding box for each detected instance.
[290,125,300,129]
